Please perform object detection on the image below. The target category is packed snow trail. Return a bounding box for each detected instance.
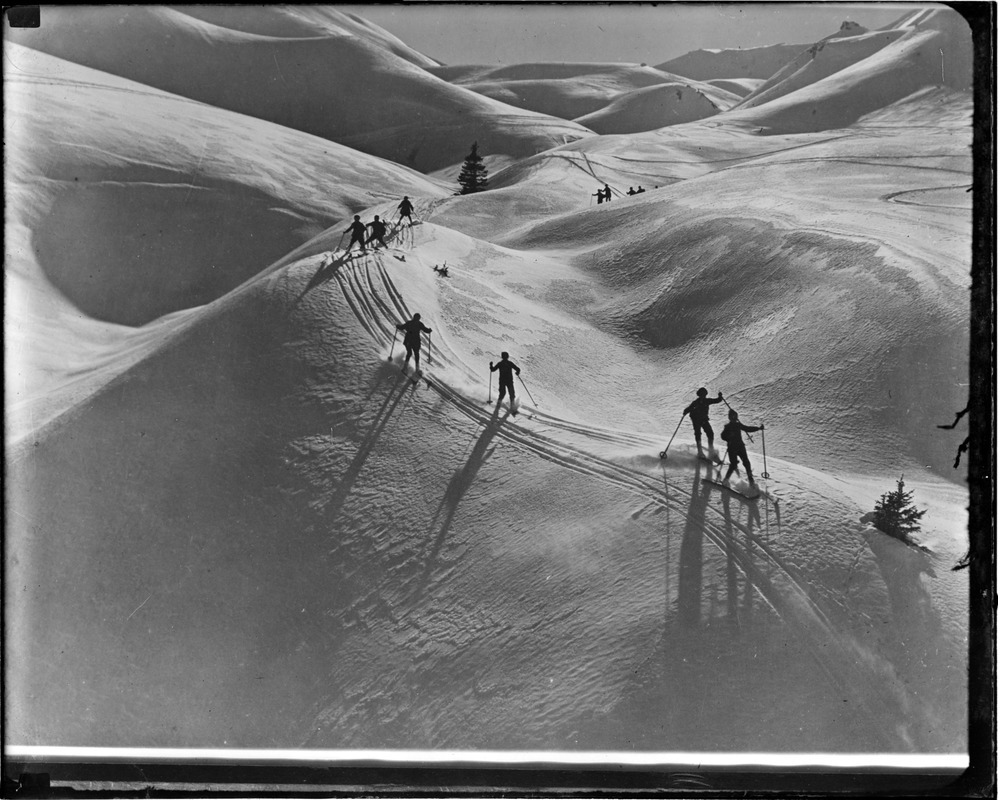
[313,246,931,750]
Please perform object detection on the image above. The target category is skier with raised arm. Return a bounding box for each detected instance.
[720,409,763,486]
[396,313,432,374]
[367,215,388,249]
[683,387,724,461]
[489,352,521,414]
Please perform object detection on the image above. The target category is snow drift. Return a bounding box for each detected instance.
[573,82,729,134]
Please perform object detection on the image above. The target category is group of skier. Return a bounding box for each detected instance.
[680,387,764,486]
[593,184,654,203]
[593,184,614,204]
[381,194,763,487]
[394,312,526,417]
[344,196,417,254]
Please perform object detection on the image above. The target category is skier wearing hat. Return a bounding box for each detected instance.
[396,313,432,373]
[489,352,521,414]
[683,387,724,459]
[720,409,763,485]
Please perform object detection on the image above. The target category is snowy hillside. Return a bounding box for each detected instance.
[657,42,810,81]
[5,6,591,171]
[6,5,973,760]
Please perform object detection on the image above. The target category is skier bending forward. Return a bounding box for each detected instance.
[490,352,521,414]
[720,409,763,485]
[396,313,431,373]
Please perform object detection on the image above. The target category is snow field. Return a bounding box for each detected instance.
[5,4,973,757]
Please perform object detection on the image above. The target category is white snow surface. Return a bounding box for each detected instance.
[6,8,971,757]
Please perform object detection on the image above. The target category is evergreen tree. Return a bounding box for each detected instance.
[871,475,927,542]
[457,141,489,195]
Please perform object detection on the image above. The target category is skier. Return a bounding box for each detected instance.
[345,215,367,253]
[398,196,415,224]
[720,409,763,485]
[489,352,521,414]
[636,186,646,194]
[627,187,637,196]
[593,187,605,205]
[683,387,724,460]
[602,183,612,202]
[366,215,388,249]
[396,313,432,373]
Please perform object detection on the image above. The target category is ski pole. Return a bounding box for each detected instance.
[760,425,770,479]
[659,414,685,460]
[487,368,493,405]
[517,374,537,406]
[336,230,347,250]
[388,329,398,362]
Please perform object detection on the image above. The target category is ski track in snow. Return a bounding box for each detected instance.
[320,244,929,750]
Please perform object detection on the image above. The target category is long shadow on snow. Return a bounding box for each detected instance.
[409,404,511,606]
[292,250,367,307]
[323,367,419,525]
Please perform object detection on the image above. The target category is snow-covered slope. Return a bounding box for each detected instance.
[6,6,972,760]
[177,5,443,67]
[430,62,686,120]
[6,6,591,171]
[657,42,809,81]
[573,82,731,134]
[4,42,448,436]
[725,8,972,133]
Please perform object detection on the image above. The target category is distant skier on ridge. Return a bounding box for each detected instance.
[367,215,388,249]
[345,214,367,253]
[398,196,415,224]
[720,409,763,486]
[683,387,724,460]
[489,352,522,414]
[396,313,432,374]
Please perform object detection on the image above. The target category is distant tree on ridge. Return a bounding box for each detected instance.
[458,141,489,195]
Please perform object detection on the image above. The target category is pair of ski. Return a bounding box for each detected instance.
[659,449,761,500]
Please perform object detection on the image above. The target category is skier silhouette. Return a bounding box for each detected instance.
[398,196,415,224]
[636,186,646,194]
[396,313,432,372]
[602,183,612,202]
[367,215,388,249]
[489,352,521,414]
[345,215,367,253]
[683,387,724,459]
[627,187,636,196]
[593,187,605,205]
[720,409,763,485]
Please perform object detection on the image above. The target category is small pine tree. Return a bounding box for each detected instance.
[872,475,927,542]
[457,141,489,195]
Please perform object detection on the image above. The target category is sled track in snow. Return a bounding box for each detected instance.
[330,253,919,750]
